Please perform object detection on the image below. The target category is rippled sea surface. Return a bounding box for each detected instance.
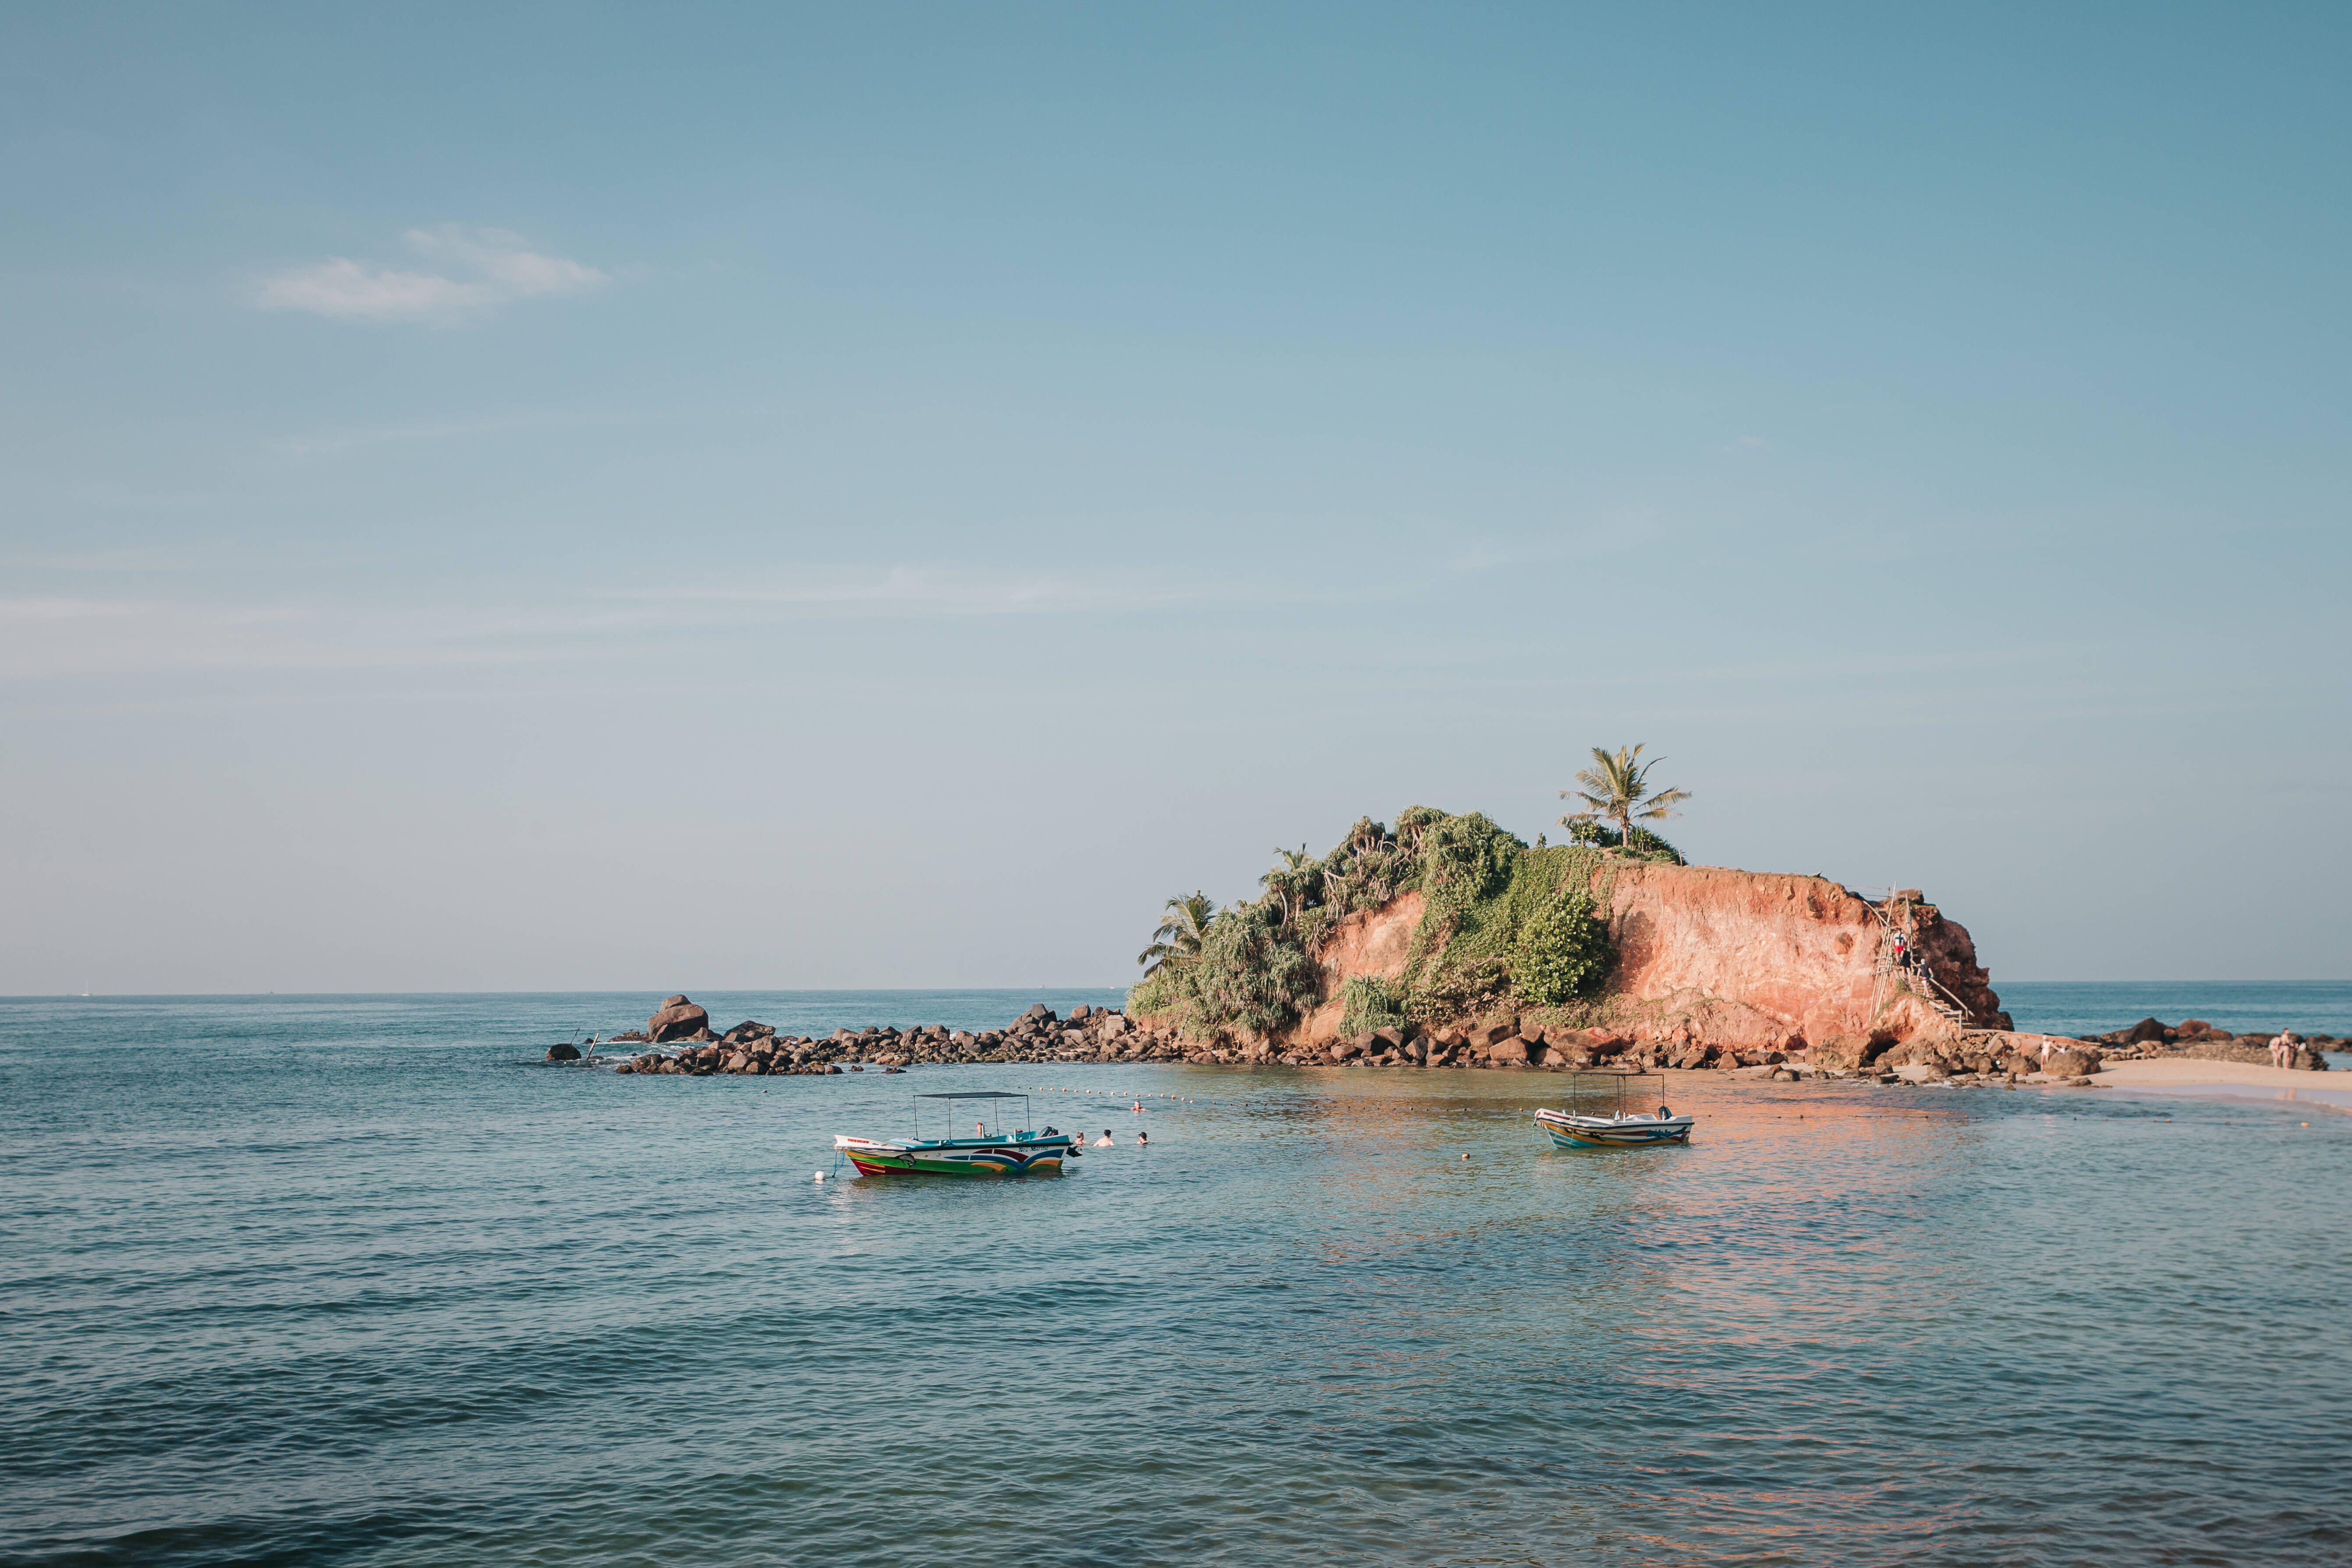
[5,991,2349,1566]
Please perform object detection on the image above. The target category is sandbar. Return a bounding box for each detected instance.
[2091,1058,2352,1113]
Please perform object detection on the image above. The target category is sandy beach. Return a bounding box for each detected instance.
[2091,1058,2352,1112]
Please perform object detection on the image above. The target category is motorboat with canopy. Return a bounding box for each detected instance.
[1535,1072,1696,1148]
[833,1092,1080,1176]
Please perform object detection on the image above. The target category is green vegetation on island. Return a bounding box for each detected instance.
[1130,761,1692,1045]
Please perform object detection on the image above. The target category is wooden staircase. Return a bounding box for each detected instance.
[1865,888,1985,1034]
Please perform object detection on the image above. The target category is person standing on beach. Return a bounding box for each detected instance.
[2271,1031,2294,1069]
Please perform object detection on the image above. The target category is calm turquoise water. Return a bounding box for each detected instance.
[5,989,2349,1566]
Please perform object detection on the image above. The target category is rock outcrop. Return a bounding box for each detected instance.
[1273,863,2007,1061]
[647,995,712,1043]
[2090,1020,2333,1072]
[1599,864,2005,1050]
[611,1002,1205,1076]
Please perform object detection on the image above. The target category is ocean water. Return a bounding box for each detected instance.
[4,990,2349,1567]
[1998,979,2352,1040]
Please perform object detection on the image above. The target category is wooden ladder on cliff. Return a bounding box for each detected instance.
[1866,888,1980,1033]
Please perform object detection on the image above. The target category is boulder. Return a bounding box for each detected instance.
[2123,1017,2169,1044]
[1811,1034,1870,1072]
[648,997,711,1043]
[1372,1025,1406,1051]
[660,994,688,1009]
[545,1042,582,1062]
[1485,1036,1530,1064]
[2046,1046,2103,1077]
[1473,1021,1517,1048]
[1879,1038,1948,1070]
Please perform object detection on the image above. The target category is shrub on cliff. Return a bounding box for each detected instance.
[1403,841,1612,1016]
[1131,899,1320,1044]
[1127,806,1620,1039]
[1561,817,1686,865]
[1419,811,1522,917]
[1340,976,1408,1038]
[1512,879,1611,1004]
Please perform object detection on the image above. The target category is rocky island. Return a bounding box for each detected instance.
[579,806,2331,1085]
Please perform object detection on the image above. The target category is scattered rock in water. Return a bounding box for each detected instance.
[647,995,711,1043]
[545,1043,581,1062]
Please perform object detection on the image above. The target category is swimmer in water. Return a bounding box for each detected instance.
[1093,1129,1114,1147]
[1137,1131,1149,1146]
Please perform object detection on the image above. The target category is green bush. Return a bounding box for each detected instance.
[1513,879,1611,1003]
[1125,964,1185,1022]
[1130,804,1622,1039]
[1130,900,1319,1043]
[1340,976,1407,1038]
[1563,818,1684,864]
[1419,811,1523,918]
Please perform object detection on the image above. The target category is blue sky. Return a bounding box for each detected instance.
[3,3,2345,992]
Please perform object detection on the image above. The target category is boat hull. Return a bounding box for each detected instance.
[1535,1109,1694,1148]
[834,1135,1074,1177]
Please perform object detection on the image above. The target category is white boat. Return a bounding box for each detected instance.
[1536,1073,1695,1148]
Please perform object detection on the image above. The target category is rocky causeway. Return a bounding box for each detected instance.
[560,993,2333,1089]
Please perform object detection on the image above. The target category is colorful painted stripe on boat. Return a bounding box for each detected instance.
[1534,1110,1694,1148]
[837,1138,1073,1177]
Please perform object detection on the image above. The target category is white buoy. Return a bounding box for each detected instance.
[814,1171,828,1181]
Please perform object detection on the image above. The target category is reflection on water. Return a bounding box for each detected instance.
[3,996,2349,1566]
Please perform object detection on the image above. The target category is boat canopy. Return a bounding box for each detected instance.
[1556,1072,1659,1120]
[909,1090,1033,1141]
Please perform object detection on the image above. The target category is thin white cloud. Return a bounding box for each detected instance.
[628,565,1279,617]
[0,566,1275,681]
[255,226,607,324]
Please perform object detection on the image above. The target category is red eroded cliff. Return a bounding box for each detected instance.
[1598,864,2003,1050]
[1296,864,2005,1052]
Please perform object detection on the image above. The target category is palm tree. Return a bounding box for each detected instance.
[1259,846,1316,924]
[1138,892,1218,975]
[1560,744,1691,853]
